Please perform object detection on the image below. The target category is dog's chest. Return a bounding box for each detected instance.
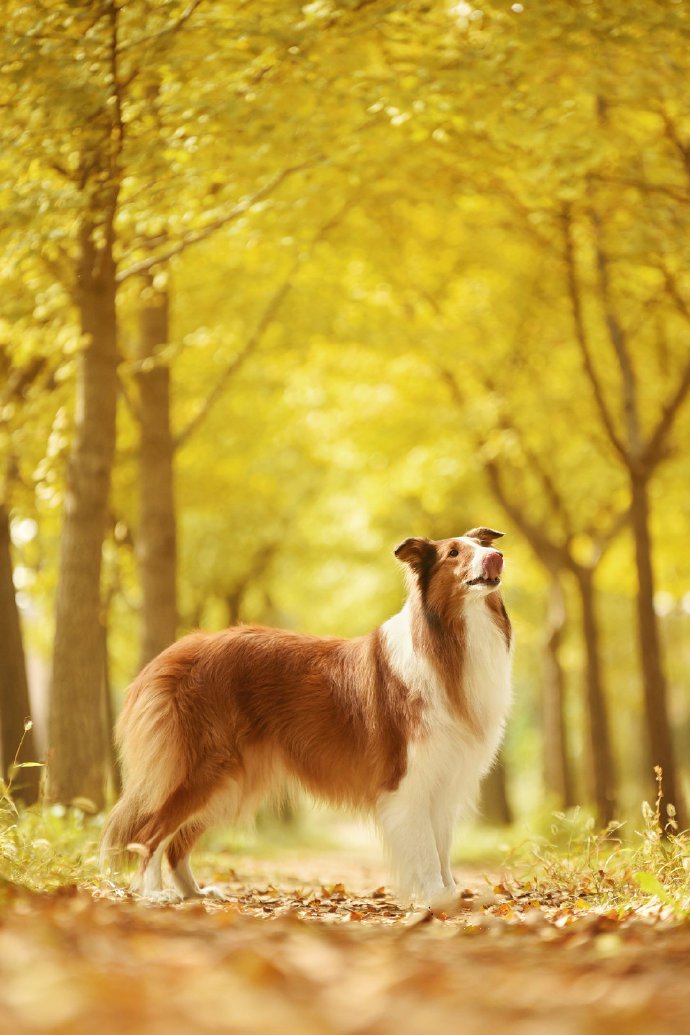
[462,602,512,742]
[381,602,512,746]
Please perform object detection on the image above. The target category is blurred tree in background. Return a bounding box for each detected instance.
[1,0,689,828]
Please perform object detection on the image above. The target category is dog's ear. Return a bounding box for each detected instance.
[394,537,437,573]
[463,527,504,547]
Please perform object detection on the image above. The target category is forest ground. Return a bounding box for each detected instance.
[3,828,690,1035]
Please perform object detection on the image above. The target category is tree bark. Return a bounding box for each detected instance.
[481,753,513,826]
[48,217,119,809]
[47,1,124,809]
[135,282,177,668]
[629,469,683,823]
[574,566,616,826]
[102,617,121,796]
[0,503,40,804]
[542,572,574,808]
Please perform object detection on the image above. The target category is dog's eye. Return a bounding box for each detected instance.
[449,548,459,557]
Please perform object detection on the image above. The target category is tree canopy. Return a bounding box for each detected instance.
[1,0,689,820]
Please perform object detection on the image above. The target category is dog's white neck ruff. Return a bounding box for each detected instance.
[380,601,440,701]
[381,595,512,743]
[461,595,513,755]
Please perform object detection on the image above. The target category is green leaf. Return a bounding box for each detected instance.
[634,871,671,903]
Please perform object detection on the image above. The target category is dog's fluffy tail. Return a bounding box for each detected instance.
[100,633,208,870]
[100,792,147,869]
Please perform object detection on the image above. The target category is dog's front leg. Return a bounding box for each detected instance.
[431,795,458,892]
[375,787,445,908]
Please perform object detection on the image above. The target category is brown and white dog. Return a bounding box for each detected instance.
[101,528,512,906]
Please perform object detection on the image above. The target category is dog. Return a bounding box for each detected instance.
[101,528,512,906]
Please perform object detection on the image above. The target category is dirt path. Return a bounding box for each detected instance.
[2,853,690,1035]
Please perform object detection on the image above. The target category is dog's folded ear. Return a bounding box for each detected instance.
[394,537,437,573]
[464,527,504,547]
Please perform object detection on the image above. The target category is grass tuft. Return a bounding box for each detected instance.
[2,764,690,921]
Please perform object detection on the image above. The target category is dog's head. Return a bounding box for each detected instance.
[395,528,505,613]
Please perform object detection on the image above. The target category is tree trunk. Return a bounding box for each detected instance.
[574,566,617,826]
[480,752,513,826]
[48,218,119,809]
[102,617,121,796]
[542,572,575,807]
[0,503,40,804]
[629,469,684,825]
[135,282,177,668]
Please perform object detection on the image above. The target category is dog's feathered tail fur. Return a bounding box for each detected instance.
[100,635,208,868]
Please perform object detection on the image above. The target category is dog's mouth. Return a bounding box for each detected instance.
[466,576,501,588]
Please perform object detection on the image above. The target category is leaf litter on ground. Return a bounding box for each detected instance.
[4,779,690,1035]
[3,848,690,1035]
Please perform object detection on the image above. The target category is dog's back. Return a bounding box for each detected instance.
[102,625,421,877]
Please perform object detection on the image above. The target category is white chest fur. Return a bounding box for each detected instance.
[381,600,512,748]
[462,599,513,761]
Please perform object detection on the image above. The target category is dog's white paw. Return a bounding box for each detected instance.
[137,888,180,904]
[430,888,466,915]
[195,884,231,901]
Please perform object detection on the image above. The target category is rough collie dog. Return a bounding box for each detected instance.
[101,528,512,906]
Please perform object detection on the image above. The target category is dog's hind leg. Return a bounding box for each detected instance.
[140,835,174,898]
[133,771,221,899]
[166,777,251,900]
[166,819,229,900]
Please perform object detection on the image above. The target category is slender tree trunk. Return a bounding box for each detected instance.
[102,617,121,796]
[135,281,177,668]
[48,219,119,809]
[0,503,40,804]
[481,753,513,826]
[542,572,574,807]
[574,566,616,826]
[629,469,683,824]
[226,589,243,627]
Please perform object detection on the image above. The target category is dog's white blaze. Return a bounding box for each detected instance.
[378,593,511,904]
[459,535,498,582]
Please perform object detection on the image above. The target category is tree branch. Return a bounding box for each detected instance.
[116,159,323,283]
[590,207,642,460]
[644,355,690,471]
[439,362,627,572]
[108,0,126,170]
[586,504,630,566]
[472,367,574,540]
[483,457,572,573]
[117,0,206,54]
[173,269,295,450]
[588,172,689,205]
[561,205,628,463]
[174,198,352,449]
[658,107,690,186]
[658,262,690,324]
[0,356,49,412]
